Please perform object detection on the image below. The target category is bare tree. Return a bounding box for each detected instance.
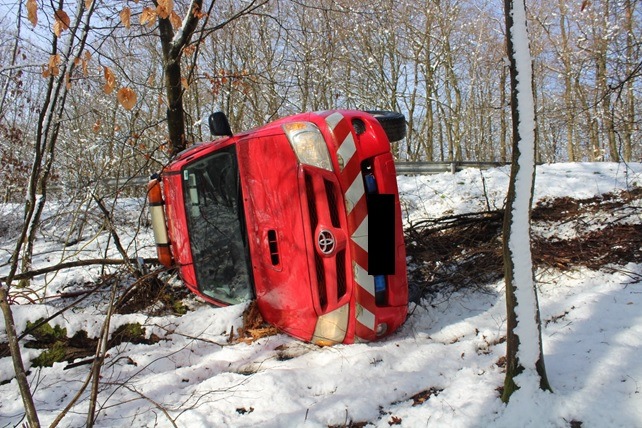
[1,2,99,425]
[134,0,270,156]
[157,0,204,156]
[501,0,552,402]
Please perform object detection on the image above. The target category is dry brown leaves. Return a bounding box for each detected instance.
[53,9,70,37]
[117,87,137,110]
[406,186,642,298]
[120,7,131,28]
[27,0,38,26]
[229,301,278,344]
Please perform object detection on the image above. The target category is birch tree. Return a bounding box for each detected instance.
[501,0,552,402]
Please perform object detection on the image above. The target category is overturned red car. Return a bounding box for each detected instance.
[148,110,408,345]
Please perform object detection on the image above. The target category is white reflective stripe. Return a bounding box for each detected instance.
[336,132,356,171]
[353,262,374,296]
[325,112,344,131]
[345,173,365,215]
[150,205,169,245]
[356,303,375,331]
[351,215,368,252]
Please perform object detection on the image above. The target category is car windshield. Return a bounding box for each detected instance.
[182,146,252,305]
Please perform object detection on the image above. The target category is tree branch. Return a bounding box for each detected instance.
[1,258,159,283]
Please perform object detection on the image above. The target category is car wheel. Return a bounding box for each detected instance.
[365,110,406,143]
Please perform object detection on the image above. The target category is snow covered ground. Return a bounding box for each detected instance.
[1,162,641,427]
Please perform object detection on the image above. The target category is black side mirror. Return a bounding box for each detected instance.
[208,111,233,137]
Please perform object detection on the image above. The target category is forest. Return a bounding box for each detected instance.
[0,0,640,204]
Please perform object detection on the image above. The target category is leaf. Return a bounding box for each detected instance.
[49,54,60,67]
[47,54,61,77]
[103,66,116,94]
[140,7,157,27]
[191,3,206,19]
[53,9,70,37]
[181,77,189,90]
[158,0,174,11]
[156,0,173,20]
[92,119,101,133]
[85,0,93,8]
[81,51,90,77]
[183,43,196,56]
[169,10,182,29]
[117,87,137,110]
[120,7,131,28]
[27,0,38,27]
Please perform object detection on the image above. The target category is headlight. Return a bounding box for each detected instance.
[283,122,333,171]
[311,304,349,346]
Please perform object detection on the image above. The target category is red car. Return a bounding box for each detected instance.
[148,110,408,345]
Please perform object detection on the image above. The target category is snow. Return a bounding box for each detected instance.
[0,162,641,427]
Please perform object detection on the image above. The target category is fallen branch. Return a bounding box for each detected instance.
[1,258,159,283]
[17,273,116,342]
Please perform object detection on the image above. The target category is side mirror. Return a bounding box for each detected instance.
[208,111,233,137]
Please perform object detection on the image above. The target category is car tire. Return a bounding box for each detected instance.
[365,110,406,142]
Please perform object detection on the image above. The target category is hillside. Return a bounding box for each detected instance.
[1,162,641,427]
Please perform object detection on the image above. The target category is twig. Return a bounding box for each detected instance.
[87,277,119,427]
[93,194,142,279]
[112,384,179,428]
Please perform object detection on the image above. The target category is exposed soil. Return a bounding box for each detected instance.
[406,186,642,299]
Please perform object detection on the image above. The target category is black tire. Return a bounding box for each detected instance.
[365,110,406,142]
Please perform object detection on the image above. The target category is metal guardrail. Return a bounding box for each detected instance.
[115,162,510,186]
[5,162,510,201]
[394,161,509,175]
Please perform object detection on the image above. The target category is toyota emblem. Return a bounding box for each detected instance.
[317,229,336,255]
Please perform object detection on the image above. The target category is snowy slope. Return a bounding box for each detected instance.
[1,162,641,427]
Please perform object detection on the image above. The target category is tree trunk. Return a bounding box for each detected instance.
[558,0,577,162]
[158,0,203,157]
[0,287,40,427]
[623,0,635,162]
[2,2,96,423]
[502,0,552,403]
[500,61,508,163]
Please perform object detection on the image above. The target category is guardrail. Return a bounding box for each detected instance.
[394,161,509,175]
[106,162,510,185]
[4,162,510,202]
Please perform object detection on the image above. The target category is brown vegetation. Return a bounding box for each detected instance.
[406,187,642,299]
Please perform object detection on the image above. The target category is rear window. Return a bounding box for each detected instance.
[182,146,253,304]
